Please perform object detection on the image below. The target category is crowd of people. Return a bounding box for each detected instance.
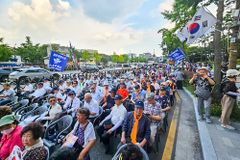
[0,64,176,160]
[0,62,239,160]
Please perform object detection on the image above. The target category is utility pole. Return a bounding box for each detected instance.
[228,0,240,69]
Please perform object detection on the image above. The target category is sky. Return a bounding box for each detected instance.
[0,0,216,55]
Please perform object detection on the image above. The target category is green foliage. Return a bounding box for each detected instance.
[81,50,90,62]
[93,51,102,64]
[0,38,13,61]
[15,36,47,65]
[111,53,129,63]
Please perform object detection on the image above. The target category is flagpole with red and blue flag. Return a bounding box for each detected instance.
[69,42,79,70]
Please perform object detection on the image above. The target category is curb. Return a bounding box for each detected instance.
[183,87,217,160]
[162,92,181,160]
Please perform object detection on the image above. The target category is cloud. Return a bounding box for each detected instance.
[158,0,174,12]
[57,0,70,10]
[1,0,162,55]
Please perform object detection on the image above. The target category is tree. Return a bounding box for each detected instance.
[213,0,224,85]
[0,38,13,61]
[15,36,47,65]
[93,51,102,64]
[81,50,90,62]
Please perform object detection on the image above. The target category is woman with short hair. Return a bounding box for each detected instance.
[21,122,48,160]
[64,107,96,160]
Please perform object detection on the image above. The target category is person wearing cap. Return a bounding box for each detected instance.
[83,93,99,118]
[131,85,145,103]
[29,82,46,100]
[0,83,16,106]
[116,83,129,102]
[96,94,127,154]
[220,69,240,129]
[0,114,23,160]
[63,90,81,117]
[144,92,164,144]
[121,100,151,149]
[189,67,215,123]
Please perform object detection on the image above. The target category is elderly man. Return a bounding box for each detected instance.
[0,83,16,105]
[121,100,151,149]
[144,93,164,144]
[96,94,127,154]
[83,93,100,118]
[189,67,215,123]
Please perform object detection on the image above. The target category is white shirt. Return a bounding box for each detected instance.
[152,82,160,90]
[64,97,81,116]
[91,87,103,102]
[43,82,52,92]
[54,91,64,101]
[111,104,127,125]
[30,88,46,98]
[23,84,33,92]
[59,84,65,92]
[2,89,15,101]
[46,103,63,120]
[100,103,127,131]
[73,121,96,148]
[83,99,99,117]
[72,86,81,96]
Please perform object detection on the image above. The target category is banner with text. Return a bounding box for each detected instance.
[48,51,68,71]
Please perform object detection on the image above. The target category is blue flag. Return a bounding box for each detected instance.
[168,48,185,66]
[48,51,68,71]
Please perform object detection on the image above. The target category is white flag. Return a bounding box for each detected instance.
[176,7,217,44]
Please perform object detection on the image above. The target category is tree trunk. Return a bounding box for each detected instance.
[228,0,240,69]
[212,0,224,101]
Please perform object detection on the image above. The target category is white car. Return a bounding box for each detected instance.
[9,67,60,83]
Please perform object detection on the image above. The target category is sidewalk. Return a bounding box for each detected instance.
[183,88,240,160]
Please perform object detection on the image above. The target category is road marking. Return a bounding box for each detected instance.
[162,92,180,160]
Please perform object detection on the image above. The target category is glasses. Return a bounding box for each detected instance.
[69,94,74,96]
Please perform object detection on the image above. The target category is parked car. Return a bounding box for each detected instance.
[9,67,60,84]
[0,67,20,82]
[80,64,99,73]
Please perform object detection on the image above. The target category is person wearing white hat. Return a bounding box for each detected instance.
[220,69,240,129]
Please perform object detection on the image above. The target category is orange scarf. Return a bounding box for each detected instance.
[103,88,108,101]
[130,111,142,144]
